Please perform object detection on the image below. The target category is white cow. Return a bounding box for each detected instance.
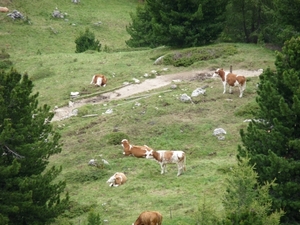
[146,150,186,176]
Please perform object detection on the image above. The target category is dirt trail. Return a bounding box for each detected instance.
[52,69,262,122]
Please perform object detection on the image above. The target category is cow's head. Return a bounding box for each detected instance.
[106,174,116,186]
[121,139,131,155]
[145,149,154,159]
[212,68,221,77]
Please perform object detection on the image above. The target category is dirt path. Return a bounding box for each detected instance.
[52,69,262,122]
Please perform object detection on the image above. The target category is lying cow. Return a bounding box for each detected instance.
[132,211,163,225]
[106,172,127,187]
[213,68,246,98]
[121,139,153,158]
[90,74,107,87]
[0,7,9,12]
[146,149,186,176]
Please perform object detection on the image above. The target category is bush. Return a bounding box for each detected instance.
[104,132,129,145]
[75,28,101,53]
[162,44,238,67]
[0,49,13,70]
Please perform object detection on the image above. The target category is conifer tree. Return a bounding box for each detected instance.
[126,0,228,48]
[221,157,283,225]
[0,69,69,224]
[238,37,300,223]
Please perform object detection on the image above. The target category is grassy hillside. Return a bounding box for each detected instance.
[0,0,279,224]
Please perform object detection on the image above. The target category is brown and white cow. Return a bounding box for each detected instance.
[132,211,163,225]
[0,7,9,13]
[213,68,246,98]
[146,150,186,176]
[90,74,107,87]
[106,172,127,187]
[121,139,153,158]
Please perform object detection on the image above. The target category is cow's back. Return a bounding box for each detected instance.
[158,150,185,163]
[133,211,162,225]
[226,73,246,86]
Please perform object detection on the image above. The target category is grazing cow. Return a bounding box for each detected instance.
[121,139,153,158]
[106,172,127,187]
[146,149,186,176]
[90,74,107,87]
[0,7,9,12]
[132,211,163,225]
[213,68,246,98]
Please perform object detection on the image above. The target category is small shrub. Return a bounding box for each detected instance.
[31,68,55,81]
[0,49,10,59]
[234,100,260,117]
[87,210,102,225]
[0,49,12,69]
[75,28,101,53]
[0,60,13,69]
[104,132,129,145]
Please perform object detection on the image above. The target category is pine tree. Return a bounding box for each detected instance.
[221,157,283,225]
[75,28,101,53]
[0,69,69,224]
[238,37,300,223]
[126,0,228,48]
[126,6,158,48]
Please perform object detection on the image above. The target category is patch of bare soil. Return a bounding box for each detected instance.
[52,69,262,122]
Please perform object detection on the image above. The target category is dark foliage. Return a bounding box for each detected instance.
[126,0,228,48]
[0,69,69,224]
[238,37,300,223]
[75,28,101,53]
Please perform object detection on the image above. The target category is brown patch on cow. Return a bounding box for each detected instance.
[236,75,246,85]
[164,151,173,160]
[226,73,238,86]
[215,68,226,82]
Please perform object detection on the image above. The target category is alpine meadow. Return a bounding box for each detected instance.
[1,0,300,224]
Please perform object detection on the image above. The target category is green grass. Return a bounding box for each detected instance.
[0,0,279,224]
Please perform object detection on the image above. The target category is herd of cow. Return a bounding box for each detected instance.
[105,139,185,224]
[94,68,246,224]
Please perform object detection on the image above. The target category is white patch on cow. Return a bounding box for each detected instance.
[96,77,103,86]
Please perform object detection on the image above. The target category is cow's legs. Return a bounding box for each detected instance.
[160,163,166,174]
[222,82,226,94]
[239,86,243,98]
[90,75,95,84]
[177,164,182,176]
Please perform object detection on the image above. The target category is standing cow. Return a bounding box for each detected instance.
[213,68,246,98]
[146,149,186,176]
[132,211,163,225]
